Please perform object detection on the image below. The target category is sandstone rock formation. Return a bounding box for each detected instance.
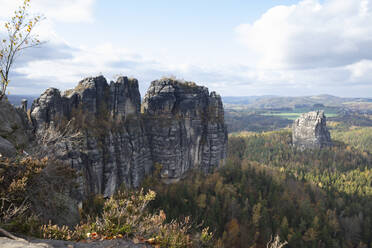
[0,100,32,157]
[30,76,228,197]
[0,100,81,227]
[31,76,152,197]
[143,79,227,180]
[292,110,332,150]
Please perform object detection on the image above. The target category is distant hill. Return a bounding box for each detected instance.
[223,95,372,112]
[6,94,372,112]
[222,95,276,105]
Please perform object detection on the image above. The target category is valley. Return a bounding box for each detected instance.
[3,91,372,247]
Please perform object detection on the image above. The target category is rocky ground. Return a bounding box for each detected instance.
[0,237,151,248]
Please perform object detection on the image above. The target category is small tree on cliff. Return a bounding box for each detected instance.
[0,0,43,101]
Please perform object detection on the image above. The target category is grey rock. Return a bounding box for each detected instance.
[0,238,52,248]
[0,100,32,152]
[30,88,64,130]
[0,237,150,248]
[0,99,80,227]
[30,76,228,198]
[21,99,28,112]
[292,110,332,150]
[31,76,141,126]
[109,77,141,119]
[143,78,227,179]
[30,76,152,198]
[0,136,16,157]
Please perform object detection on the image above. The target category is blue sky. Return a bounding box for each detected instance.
[0,0,371,97]
[55,0,300,72]
[58,1,299,45]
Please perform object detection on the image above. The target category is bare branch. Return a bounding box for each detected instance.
[17,41,46,51]
[0,227,26,241]
[0,197,29,241]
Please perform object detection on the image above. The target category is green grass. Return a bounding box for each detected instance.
[261,113,302,120]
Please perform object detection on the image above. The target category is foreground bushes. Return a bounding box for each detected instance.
[0,156,81,234]
[0,157,47,233]
[0,156,213,247]
[41,189,214,247]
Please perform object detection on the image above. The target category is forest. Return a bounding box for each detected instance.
[142,129,372,248]
[2,110,371,247]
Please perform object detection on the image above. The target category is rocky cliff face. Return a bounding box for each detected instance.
[30,76,228,197]
[31,76,152,197]
[31,76,141,129]
[0,100,32,157]
[292,110,332,150]
[143,79,227,181]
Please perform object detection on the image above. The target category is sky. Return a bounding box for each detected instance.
[0,0,371,97]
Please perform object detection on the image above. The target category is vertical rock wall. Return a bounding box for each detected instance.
[30,76,228,197]
[143,79,227,180]
[292,110,332,150]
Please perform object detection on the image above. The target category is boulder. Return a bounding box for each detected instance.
[0,136,16,157]
[0,100,32,153]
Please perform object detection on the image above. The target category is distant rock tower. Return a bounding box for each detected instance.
[292,110,332,150]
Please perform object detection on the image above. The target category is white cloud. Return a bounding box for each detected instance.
[236,0,372,70]
[0,0,97,95]
[0,0,95,23]
[0,0,95,81]
[10,42,176,95]
[10,40,261,96]
[2,0,371,97]
[232,0,372,96]
[347,60,372,84]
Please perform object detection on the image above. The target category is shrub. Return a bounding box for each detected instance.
[40,221,73,240]
[0,157,47,225]
[0,157,214,247]
[39,189,214,247]
[0,156,80,235]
